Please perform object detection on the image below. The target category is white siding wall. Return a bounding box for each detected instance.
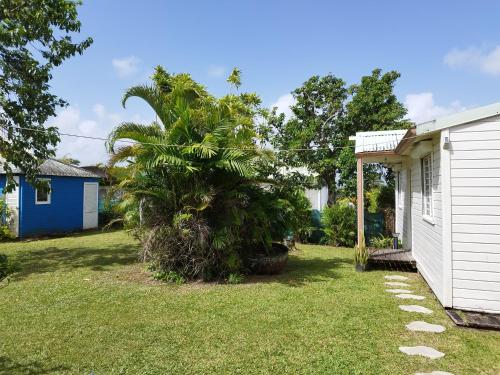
[411,135,444,303]
[395,167,412,249]
[450,118,500,313]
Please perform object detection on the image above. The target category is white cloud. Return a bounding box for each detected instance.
[444,45,500,76]
[52,104,148,165]
[112,56,141,78]
[271,93,295,120]
[207,65,226,78]
[404,92,466,124]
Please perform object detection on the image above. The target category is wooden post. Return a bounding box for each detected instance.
[357,156,364,245]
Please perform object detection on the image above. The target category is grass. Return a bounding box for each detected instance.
[0,231,498,374]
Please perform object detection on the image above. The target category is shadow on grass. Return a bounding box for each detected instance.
[246,254,353,287]
[0,356,70,375]
[12,243,138,280]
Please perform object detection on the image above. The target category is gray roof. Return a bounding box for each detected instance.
[0,159,100,178]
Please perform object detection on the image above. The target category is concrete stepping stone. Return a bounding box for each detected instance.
[385,275,409,281]
[415,372,454,375]
[399,305,433,314]
[386,288,412,294]
[385,281,411,287]
[406,321,446,333]
[399,346,445,359]
[396,293,425,300]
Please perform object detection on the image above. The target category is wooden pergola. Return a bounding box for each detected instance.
[352,130,412,245]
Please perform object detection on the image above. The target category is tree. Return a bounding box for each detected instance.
[107,66,306,280]
[0,0,92,191]
[56,155,80,166]
[337,69,412,197]
[263,69,411,203]
[262,74,348,204]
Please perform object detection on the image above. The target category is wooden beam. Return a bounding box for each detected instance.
[357,156,364,245]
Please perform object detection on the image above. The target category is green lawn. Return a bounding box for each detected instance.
[0,231,498,374]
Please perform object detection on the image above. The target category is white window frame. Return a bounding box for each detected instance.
[421,154,434,223]
[35,178,51,205]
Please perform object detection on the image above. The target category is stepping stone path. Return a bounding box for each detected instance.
[385,281,411,287]
[406,321,446,333]
[399,346,445,359]
[385,275,409,281]
[396,293,425,300]
[399,305,433,314]
[386,288,412,294]
[384,274,449,372]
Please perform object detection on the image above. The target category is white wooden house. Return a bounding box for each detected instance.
[352,102,500,314]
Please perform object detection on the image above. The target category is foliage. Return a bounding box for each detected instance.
[56,155,81,166]
[321,200,356,247]
[107,66,301,280]
[370,234,402,249]
[0,225,14,241]
[354,233,368,266]
[365,187,381,214]
[0,0,92,191]
[0,198,14,241]
[260,74,347,204]
[0,253,10,282]
[152,270,185,284]
[226,67,242,90]
[98,198,122,228]
[226,272,245,284]
[261,69,411,203]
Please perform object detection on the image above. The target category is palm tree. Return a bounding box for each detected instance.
[106,66,271,280]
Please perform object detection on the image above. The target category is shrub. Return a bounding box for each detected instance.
[321,200,356,247]
[0,225,14,241]
[152,270,185,284]
[0,199,14,241]
[370,234,402,249]
[226,273,245,284]
[354,234,368,267]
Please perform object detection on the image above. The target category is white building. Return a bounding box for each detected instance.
[353,102,500,314]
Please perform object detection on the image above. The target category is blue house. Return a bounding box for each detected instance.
[0,159,100,238]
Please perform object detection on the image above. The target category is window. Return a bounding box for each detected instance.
[35,179,51,205]
[421,154,433,220]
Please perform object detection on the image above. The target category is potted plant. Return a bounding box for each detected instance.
[354,233,368,272]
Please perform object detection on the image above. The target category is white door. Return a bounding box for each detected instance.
[83,182,98,229]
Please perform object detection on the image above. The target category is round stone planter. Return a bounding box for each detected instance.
[249,243,289,275]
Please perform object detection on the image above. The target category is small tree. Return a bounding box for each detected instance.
[0,0,92,191]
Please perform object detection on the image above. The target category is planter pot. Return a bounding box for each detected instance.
[355,263,367,272]
[249,243,289,275]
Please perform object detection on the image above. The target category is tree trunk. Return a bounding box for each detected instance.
[326,174,337,206]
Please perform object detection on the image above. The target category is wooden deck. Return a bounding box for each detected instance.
[368,248,417,271]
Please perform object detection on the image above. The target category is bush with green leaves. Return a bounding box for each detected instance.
[226,273,245,284]
[321,200,356,247]
[152,270,185,284]
[0,198,15,241]
[370,234,402,249]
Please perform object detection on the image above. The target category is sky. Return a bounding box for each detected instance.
[49,0,500,165]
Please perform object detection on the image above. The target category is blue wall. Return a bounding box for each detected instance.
[18,175,98,237]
